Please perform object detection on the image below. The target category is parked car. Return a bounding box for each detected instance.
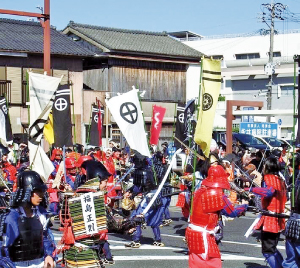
[254,136,282,150]
[215,132,269,151]
[278,138,294,148]
[233,133,269,150]
[255,136,294,153]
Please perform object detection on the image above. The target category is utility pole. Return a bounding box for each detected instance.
[0,0,51,75]
[260,1,286,122]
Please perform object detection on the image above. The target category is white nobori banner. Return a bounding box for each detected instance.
[80,192,98,235]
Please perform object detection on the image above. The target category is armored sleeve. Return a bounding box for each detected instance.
[221,195,247,218]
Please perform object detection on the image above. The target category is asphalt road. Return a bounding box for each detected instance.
[52,207,286,268]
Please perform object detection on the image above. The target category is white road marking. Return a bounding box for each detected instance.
[112,255,264,261]
[111,245,186,250]
[52,230,282,258]
[161,234,184,239]
[222,240,285,250]
[161,234,285,250]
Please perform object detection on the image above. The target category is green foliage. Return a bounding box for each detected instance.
[218,94,226,102]
[232,126,240,133]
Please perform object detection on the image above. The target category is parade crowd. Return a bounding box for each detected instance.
[0,138,299,268]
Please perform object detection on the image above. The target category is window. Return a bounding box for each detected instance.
[235,53,260,60]
[211,55,223,60]
[281,85,294,95]
[268,51,281,57]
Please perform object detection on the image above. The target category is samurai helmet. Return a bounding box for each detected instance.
[202,165,230,190]
[65,157,76,169]
[76,155,93,168]
[82,160,111,182]
[50,148,63,161]
[73,143,84,154]
[10,170,47,207]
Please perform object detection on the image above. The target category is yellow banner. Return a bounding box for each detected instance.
[44,111,54,144]
[194,58,221,157]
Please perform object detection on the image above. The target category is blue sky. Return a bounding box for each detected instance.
[1,0,300,36]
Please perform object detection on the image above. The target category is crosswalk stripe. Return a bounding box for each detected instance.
[112,255,264,261]
[111,245,186,250]
[222,240,285,250]
[51,231,277,257]
[161,234,285,250]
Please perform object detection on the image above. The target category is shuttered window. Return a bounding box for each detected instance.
[7,67,22,104]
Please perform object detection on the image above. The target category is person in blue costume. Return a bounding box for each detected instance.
[125,190,168,248]
[0,170,56,268]
[125,151,166,248]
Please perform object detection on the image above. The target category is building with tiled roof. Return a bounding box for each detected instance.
[62,21,203,147]
[0,18,95,137]
[63,21,202,60]
[0,18,94,56]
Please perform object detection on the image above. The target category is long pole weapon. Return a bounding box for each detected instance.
[234,163,260,188]
[107,164,135,194]
[142,149,181,215]
[0,171,11,193]
[174,136,205,161]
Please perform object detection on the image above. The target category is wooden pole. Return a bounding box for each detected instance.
[0,0,51,75]
[43,0,51,75]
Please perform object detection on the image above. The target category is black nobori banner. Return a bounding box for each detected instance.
[53,84,72,147]
[174,102,185,149]
[89,104,104,146]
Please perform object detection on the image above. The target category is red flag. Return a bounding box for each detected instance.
[97,100,102,147]
[149,105,166,145]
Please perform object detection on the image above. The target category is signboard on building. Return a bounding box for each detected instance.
[240,122,278,138]
[242,107,254,123]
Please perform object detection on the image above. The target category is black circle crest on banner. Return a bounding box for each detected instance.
[178,113,184,124]
[202,93,213,111]
[28,119,48,146]
[55,98,68,111]
[120,102,138,124]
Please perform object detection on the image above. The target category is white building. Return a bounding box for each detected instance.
[172,29,300,138]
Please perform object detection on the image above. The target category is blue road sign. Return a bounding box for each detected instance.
[240,122,278,137]
[242,107,255,123]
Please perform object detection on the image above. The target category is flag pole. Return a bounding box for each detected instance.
[70,83,77,145]
[4,95,15,160]
[26,71,30,125]
[136,87,158,185]
[96,98,103,161]
[149,104,158,185]
[171,102,177,145]
[190,58,204,215]
[292,55,298,210]
[86,104,93,147]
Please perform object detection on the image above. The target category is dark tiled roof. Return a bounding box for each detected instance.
[65,21,203,59]
[0,18,94,56]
